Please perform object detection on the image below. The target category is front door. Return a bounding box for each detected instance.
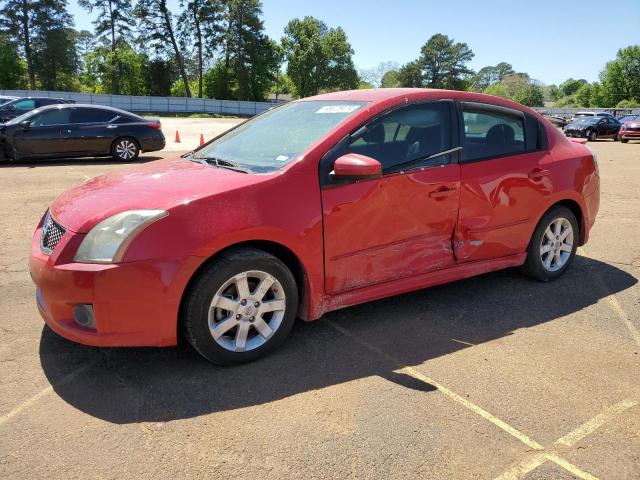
[321,101,460,294]
[13,108,72,158]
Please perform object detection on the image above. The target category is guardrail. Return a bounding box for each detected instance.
[0,90,276,116]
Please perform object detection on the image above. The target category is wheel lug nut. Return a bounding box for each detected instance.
[254,302,260,307]
[250,316,255,322]
[240,299,247,306]
[236,314,241,319]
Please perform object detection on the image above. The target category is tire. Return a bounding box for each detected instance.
[621,138,629,143]
[587,129,598,142]
[521,206,579,282]
[111,137,140,162]
[182,248,299,365]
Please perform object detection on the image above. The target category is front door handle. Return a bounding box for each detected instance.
[528,168,550,180]
[106,125,118,129]
[429,187,456,199]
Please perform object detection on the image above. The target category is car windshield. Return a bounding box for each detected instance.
[572,117,599,125]
[619,115,639,123]
[191,100,367,173]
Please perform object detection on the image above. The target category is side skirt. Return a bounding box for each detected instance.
[316,253,527,319]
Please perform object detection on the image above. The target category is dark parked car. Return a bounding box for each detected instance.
[0,97,75,122]
[564,116,621,141]
[0,95,18,106]
[0,104,165,162]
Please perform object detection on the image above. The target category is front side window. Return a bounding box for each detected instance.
[30,109,71,126]
[462,108,525,161]
[333,102,454,173]
[192,100,367,173]
[13,99,36,111]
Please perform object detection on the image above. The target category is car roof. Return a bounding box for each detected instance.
[301,88,542,115]
[28,103,142,117]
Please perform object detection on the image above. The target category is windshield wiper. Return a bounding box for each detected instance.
[191,156,250,174]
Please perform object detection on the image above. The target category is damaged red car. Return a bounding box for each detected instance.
[30,89,600,364]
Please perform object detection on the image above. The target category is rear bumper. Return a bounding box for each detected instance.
[141,134,166,153]
[29,223,202,347]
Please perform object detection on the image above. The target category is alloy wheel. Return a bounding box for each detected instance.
[208,270,286,352]
[116,140,137,160]
[539,217,574,272]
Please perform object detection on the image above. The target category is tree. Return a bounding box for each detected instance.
[178,0,224,98]
[397,61,423,87]
[31,0,79,91]
[0,0,37,88]
[144,57,177,96]
[135,0,192,97]
[600,45,640,106]
[359,61,399,88]
[470,62,514,91]
[381,69,401,88]
[83,44,147,94]
[418,34,474,89]
[282,16,358,98]
[0,34,25,88]
[559,78,588,97]
[484,73,544,107]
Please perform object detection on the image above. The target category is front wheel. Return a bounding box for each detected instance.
[621,138,629,143]
[182,248,298,365]
[522,206,579,281]
[587,129,598,142]
[111,137,140,162]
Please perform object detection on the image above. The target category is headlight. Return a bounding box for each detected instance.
[74,210,167,263]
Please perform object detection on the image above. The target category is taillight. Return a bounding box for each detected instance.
[147,123,162,130]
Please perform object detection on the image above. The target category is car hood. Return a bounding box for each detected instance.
[51,158,267,233]
[624,122,640,128]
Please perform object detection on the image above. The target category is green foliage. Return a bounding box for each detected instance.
[0,34,25,88]
[483,74,544,107]
[418,34,474,89]
[600,45,640,106]
[282,16,358,98]
[554,95,578,108]
[78,0,133,49]
[616,99,640,108]
[83,45,147,94]
[381,69,401,88]
[471,62,514,91]
[398,61,423,87]
[559,78,588,97]
[170,78,200,97]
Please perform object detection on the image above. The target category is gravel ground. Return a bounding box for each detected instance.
[0,124,638,479]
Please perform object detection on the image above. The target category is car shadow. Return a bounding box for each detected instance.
[38,255,637,424]
[0,154,168,168]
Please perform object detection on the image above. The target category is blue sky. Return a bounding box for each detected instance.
[69,0,640,86]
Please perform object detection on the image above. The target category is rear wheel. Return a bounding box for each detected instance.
[621,138,629,143]
[182,248,298,365]
[522,206,579,281]
[587,129,598,142]
[111,137,140,162]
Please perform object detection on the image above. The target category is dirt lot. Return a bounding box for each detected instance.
[0,122,639,479]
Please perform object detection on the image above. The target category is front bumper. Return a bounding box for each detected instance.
[30,221,203,347]
[565,129,587,138]
[618,130,640,140]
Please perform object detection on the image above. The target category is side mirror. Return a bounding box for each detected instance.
[19,120,31,129]
[332,153,382,180]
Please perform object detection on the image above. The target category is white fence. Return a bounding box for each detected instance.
[0,90,275,116]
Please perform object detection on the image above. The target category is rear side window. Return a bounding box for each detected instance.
[30,109,71,126]
[14,99,36,111]
[462,108,525,161]
[70,108,118,124]
[113,115,140,124]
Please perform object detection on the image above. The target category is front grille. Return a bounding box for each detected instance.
[40,211,66,254]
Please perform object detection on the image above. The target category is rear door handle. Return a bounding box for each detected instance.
[429,188,457,199]
[528,168,550,180]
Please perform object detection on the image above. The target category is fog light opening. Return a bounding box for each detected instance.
[73,304,96,330]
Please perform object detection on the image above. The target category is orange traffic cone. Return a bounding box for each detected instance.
[199,133,205,146]
[174,130,181,143]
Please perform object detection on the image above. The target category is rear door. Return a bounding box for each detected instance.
[65,107,119,154]
[321,101,461,294]
[455,102,551,262]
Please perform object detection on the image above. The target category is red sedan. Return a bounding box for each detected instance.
[30,89,600,364]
